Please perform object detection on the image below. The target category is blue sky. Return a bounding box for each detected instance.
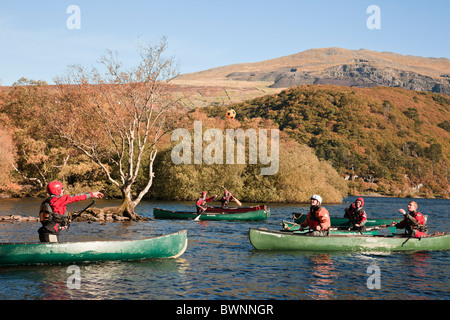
[0,0,448,86]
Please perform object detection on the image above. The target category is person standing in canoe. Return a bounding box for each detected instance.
[38,180,104,243]
[391,201,427,238]
[344,197,368,232]
[195,191,217,215]
[299,195,331,236]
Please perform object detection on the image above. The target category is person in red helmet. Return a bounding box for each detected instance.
[344,197,368,232]
[220,190,234,209]
[195,191,217,215]
[38,181,104,243]
[391,201,427,239]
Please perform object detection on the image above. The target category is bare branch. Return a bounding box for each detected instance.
[48,38,180,218]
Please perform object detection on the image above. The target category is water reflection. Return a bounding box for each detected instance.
[408,251,431,277]
[308,254,335,300]
[24,257,194,300]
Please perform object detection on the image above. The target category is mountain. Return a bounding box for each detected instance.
[176,48,450,95]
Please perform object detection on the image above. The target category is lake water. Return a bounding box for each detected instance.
[0,196,448,301]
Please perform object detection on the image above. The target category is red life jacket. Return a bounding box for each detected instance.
[196,196,215,208]
[220,195,234,208]
[196,197,207,208]
[303,206,331,231]
[307,206,321,229]
[401,211,427,231]
[349,208,367,225]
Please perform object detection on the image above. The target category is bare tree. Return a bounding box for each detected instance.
[49,38,180,220]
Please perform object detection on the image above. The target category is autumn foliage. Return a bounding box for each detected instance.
[205,85,449,198]
[1,78,448,202]
[149,111,348,203]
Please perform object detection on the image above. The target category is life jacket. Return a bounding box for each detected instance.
[405,211,427,232]
[348,208,367,225]
[39,196,67,226]
[39,196,55,223]
[308,206,321,229]
[196,197,207,209]
[221,196,231,208]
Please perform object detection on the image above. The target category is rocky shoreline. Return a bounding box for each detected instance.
[0,212,142,223]
[0,215,39,223]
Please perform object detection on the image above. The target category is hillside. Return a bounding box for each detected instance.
[175,47,450,95]
[2,48,449,200]
[0,80,348,203]
[205,85,450,198]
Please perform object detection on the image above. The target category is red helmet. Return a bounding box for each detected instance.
[201,191,207,197]
[47,181,63,195]
[355,197,365,207]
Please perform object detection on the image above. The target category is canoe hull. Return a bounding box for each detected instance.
[0,230,188,266]
[205,205,267,213]
[281,221,396,235]
[153,207,270,221]
[248,228,450,252]
[292,214,403,227]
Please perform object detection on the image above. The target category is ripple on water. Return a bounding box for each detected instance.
[0,197,449,300]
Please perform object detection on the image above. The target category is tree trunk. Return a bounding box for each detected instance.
[115,188,147,221]
[84,190,148,221]
[86,199,148,221]
[118,196,140,221]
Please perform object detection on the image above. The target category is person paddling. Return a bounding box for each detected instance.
[38,181,104,243]
[220,190,234,209]
[195,191,217,215]
[344,197,368,232]
[299,195,331,236]
[391,201,427,239]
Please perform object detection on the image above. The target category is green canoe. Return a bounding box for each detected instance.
[281,220,397,235]
[153,206,270,221]
[0,230,188,266]
[203,205,267,213]
[292,213,404,227]
[248,228,450,252]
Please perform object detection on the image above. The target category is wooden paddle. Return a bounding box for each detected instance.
[222,186,242,206]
